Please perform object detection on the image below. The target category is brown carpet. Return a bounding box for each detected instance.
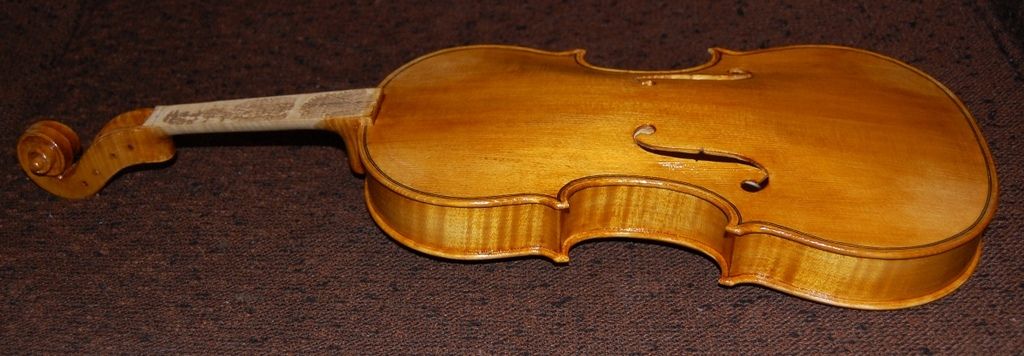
[2,1,1022,353]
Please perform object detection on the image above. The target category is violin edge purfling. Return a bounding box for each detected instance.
[16,45,998,310]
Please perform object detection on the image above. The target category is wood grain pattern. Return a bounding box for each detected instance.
[17,109,174,199]
[367,46,994,251]
[17,45,998,309]
[358,45,996,309]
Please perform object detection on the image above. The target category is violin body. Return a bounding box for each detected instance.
[18,45,998,309]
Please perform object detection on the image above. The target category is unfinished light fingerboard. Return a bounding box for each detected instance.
[144,88,380,135]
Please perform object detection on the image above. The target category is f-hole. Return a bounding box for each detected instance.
[633,124,769,192]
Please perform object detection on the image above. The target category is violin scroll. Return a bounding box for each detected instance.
[17,109,176,199]
[18,120,81,177]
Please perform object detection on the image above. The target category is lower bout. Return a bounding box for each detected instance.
[724,234,983,309]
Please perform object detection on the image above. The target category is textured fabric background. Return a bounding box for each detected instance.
[2,1,1022,353]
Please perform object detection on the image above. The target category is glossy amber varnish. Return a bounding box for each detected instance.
[18,45,997,309]
[359,46,996,309]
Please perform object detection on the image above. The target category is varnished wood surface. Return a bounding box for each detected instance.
[16,45,998,309]
[17,109,175,199]
[367,45,995,251]
[359,45,996,309]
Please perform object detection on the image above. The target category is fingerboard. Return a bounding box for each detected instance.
[144,88,380,135]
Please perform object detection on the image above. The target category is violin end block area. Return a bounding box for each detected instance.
[723,234,983,310]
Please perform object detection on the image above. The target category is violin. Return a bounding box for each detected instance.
[17,45,998,309]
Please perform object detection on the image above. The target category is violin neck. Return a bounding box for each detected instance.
[142,88,380,135]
